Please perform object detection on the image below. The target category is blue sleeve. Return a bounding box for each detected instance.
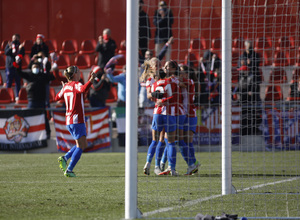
[107,73,125,83]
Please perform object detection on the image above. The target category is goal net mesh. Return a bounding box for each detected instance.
[137,0,300,219]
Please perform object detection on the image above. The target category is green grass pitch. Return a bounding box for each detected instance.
[0,151,299,219]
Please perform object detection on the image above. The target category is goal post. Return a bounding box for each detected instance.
[125,0,139,219]
[221,0,232,195]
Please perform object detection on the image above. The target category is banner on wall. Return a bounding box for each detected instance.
[53,107,111,152]
[263,108,300,150]
[0,109,47,151]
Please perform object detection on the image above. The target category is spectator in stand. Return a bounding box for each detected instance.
[30,34,49,59]
[197,50,221,105]
[28,51,52,109]
[238,40,260,70]
[89,66,112,108]
[95,28,117,69]
[104,54,126,107]
[16,61,55,139]
[4,33,25,101]
[236,65,262,135]
[153,1,174,61]
[139,0,151,59]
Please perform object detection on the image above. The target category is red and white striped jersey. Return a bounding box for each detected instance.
[181,78,197,117]
[169,76,185,116]
[55,81,92,125]
[151,78,174,115]
[145,77,155,89]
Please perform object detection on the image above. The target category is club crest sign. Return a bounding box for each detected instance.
[3,114,30,143]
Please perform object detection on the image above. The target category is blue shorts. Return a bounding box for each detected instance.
[183,116,198,133]
[176,115,186,130]
[151,114,177,133]
[66,123,87,140]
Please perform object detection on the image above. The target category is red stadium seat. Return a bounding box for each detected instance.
[188,38,206,59]
[74,54,91,69]
[17,87,28,104]
[264,85,282,101]
[56,54,71,69]
[79,39,96,54]
[269,66,287,84]
[22,54,30,69]
[49,87,56,103]
[0,88,14,104]
[106,86,118,103]
[0,40,8,55]
[276,36,294,51]
[255,36,272,50]
[273,51,291,67]
[23,40,33,54]
[210,37,221,58]
[254,36,272,66]
[0,72,3,85]
[232,37,244,52]
[45,39,58,53]
[60,39,78,55]
[0,54,6,70]
[184,52,198,67]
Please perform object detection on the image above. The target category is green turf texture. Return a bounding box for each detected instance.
[0,151,299,220]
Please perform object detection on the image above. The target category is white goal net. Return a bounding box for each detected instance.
[135,0,300,219]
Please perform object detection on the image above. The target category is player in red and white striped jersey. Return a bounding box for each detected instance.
[180,65,200,175]
[56,65,96,177]
[151,67,178,176]
[143,57,172,175]
[158,60,189,175]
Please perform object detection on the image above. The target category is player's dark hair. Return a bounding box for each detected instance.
[159,68,166,79]
[169,60,180,76]
[64,66,79,81]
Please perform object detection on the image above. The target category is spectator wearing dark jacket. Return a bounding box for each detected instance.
[16,62,55,138]
[30,34,49,59]
[139,0,151,59]
[153,1,174,61]
[4,33,25,101]
[89,66,112,108]
[95,28,117,69]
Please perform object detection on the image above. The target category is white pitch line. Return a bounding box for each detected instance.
[143,177,300,217]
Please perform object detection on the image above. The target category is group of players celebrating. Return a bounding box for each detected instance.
[142,57,200,176]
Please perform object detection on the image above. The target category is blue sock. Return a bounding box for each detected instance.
[64,145,76,161]
[155,141,165,166]
[146,140,157,163]
[188,143,196,165]
[167,142,177,170]
[161,139,169,164]
[67,147,83,171]
[179,140,189,165]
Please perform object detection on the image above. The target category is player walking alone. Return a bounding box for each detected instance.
[56,66,96,177]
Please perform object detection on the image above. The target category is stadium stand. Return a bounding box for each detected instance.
[0,40,8,55]
[0,54,5,70]
[16,87,28,104]
[23,39,34,54]
[59,39,78,55]
[79,39,97,54]
[45,39,58,53]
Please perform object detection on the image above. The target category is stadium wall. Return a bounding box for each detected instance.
[0,0,299,61]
